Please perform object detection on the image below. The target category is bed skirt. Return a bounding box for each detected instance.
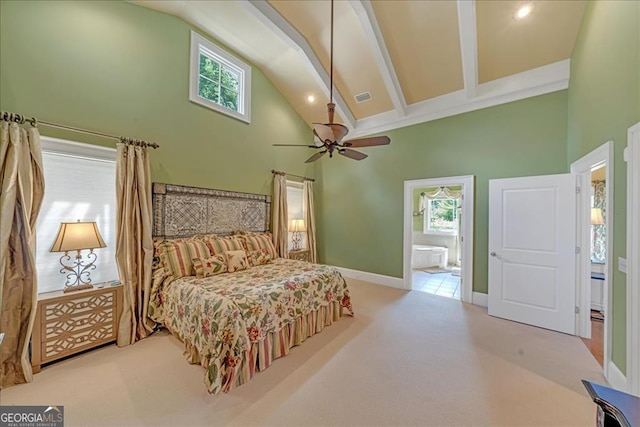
[175,300,346,394]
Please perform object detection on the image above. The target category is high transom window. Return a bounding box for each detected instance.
[189,31,251,123]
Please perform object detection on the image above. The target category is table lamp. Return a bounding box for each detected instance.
[289,219,306,251]
[50,220,106,293]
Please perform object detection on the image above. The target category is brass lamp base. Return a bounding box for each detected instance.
[63,283,94,293]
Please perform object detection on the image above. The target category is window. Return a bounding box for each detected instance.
[36,137,118,293]
[190,31,251,123]
[425,198,459,235]
[286,181,307,250]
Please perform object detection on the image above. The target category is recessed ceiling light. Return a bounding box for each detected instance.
[307,95,315,103]
[515,4,533,19]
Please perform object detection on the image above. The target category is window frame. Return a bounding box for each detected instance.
[37,136,118,294]
[286,180,307,251]
[189,30,252,124]
[424,197,459,236]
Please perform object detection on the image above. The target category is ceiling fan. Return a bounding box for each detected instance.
[273,0,391,163]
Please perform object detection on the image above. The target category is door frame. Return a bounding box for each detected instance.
[403,175,474,303]
[570,140,613,379]
[625,122,640,396]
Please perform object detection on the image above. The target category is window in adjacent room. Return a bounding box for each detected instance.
[286,180,307,250]
[36,137,119,293]
[425,198,459,235]
[189,30,252,123]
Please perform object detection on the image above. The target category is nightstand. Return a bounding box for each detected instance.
[289,249,311,262]
[32,283,123,373]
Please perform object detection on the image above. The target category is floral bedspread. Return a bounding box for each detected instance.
[156,258,353,394]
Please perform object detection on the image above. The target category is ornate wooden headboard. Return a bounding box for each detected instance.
[152,183,271,238]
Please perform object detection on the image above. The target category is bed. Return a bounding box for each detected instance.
[148,183,353,394]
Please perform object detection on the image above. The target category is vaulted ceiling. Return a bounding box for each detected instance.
[134,0,587,138]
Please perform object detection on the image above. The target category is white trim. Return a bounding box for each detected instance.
[335,266,404,289]
[472,292,488,308]
[350,60,570,138]
[350,1,407,116]
[570,141,613,381]
[607,359,628,391]
[456,0,478,99]
[403,175,474,303]
[189,31,252,124]
[41,136,116,161]
[626,122,640,396]
[240,0,355,129]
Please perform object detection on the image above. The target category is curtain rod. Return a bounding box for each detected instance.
[1,111,160,149]
[271,169,315,182]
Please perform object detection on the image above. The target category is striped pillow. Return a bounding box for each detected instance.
[160,239,211,278]
[159,240,193,278]
[203,236,246,255]
[243,233,277,260]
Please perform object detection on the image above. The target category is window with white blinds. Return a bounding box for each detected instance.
[36,137,119,293]
[286,180,307,250]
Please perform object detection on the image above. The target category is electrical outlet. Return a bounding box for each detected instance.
[618,257,627,274]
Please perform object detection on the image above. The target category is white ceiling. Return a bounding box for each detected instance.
[133,0,587,138]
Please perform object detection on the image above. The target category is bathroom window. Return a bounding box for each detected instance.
[425,198,459,235]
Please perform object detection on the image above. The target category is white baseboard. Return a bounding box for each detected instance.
[335,267,405,289]
[472,292,488,307]
[606,360,628,391]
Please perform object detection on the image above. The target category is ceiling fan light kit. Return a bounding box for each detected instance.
[273,0,391,163]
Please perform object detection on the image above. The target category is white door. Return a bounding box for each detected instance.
[488,174,577,334]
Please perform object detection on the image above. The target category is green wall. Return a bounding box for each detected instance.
[0,0,314,195]
[316,91,569,293]
[567,0,640,374]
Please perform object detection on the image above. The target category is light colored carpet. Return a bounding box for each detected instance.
[1,279,605,426]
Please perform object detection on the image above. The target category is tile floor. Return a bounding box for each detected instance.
[412,268,461,299]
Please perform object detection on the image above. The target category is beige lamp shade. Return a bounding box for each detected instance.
[290,219,306,232]
[591,208,604,226]
[50,221,107,252]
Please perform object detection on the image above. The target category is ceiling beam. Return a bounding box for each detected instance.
[350,0,407,117]
[456,0,479,99]
[241,0,356,129]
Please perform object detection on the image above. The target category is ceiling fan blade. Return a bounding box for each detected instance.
[339,148,368,161]
[313,123,334,143]
[273,144,319,148]
[313,134,324,147]
[342,136,391,148]
[305,150,328,163]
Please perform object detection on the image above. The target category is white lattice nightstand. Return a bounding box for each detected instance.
[31,283,122,373]
[288,249,311,262]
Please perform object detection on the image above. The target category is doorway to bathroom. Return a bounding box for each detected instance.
[403,176,474,303]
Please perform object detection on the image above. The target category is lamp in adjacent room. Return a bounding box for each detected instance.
[50,220,106,293]
[591,208,604,225]
[289,219,306,251]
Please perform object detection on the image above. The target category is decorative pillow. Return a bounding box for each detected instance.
[243,233,277,260]
[185,239,210,261]
[158,238,212,278]
[248,249,271,267]
[203,236,246,255]
[225,250,249,272]
[193,254,228,278]
[159,240,194,278]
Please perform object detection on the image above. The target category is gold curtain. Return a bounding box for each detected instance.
[115,143,154,346]
[303,180,317,263]
[272,173,289,258]
[0,121,45,387]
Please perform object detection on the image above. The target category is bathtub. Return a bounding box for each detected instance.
[412,245,448,269]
